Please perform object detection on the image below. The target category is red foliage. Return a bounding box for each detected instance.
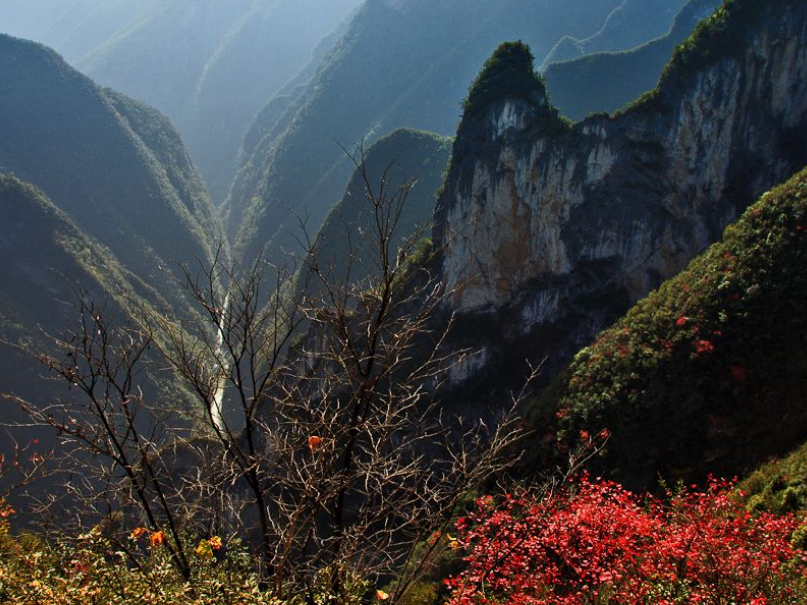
[445,478,806,604]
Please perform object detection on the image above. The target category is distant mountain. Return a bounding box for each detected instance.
[73,0,363,202]
[543,0,722,121]
[298,128,451,297]
[527,166,807,489]
[540,0,688,69]
[0,33,222,316]
[229,0,627,266]
[0,0,363,203]
[0,33,227,484]
[0,0,103,45]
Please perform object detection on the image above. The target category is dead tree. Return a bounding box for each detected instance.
[10,145,533,603]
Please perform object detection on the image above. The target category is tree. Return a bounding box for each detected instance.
[8,146,531,604]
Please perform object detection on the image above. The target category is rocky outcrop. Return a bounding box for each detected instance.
[434,0,807,387]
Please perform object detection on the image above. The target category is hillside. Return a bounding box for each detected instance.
[0,175,149,344]
[0,174,164,486]
[543,0,722,121]
[540,0,688,68]
[228,0,628,264]
[299,128,451,296]
[0,33,221,315]
[527,165,807,489]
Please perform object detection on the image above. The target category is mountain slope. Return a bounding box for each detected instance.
[0,33,221,314]
[72,0,362,202]
[543,0,722,121]
[0,173,163,473]
[0,175,151,340]
[528,166,807,489]
[229,0,627,264]
[540,0,688,69]
[300,128,451,295]
[432,0,807,400]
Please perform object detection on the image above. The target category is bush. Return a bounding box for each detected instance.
[444,478,807,604]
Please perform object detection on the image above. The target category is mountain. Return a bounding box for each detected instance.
[0,174,161,482]
[0,0,103,46]
[228,0,629,266]
[0,0,363,203]
[431,0,807,400]
[298,128,451,296]
[0,33,222,316]
[73,0,363,202]
[0,34,226,491]
[0,175,146,345]
[526,165,807,490]
[543,0,722,121]
[540,0,689,69]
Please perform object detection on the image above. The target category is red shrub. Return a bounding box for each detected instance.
[445,478,806,604]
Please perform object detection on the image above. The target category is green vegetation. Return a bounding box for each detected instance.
[741,442,807,516]
[0,522,284,605]
[528,165,807,488]
[543,0,721,121]
[462,42,547,118]
[619,0,797,117]
[661,0,792,80]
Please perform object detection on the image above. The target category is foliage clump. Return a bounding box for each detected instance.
[741,442,807,516]
[0,511,279,605]
[445,477,807,604]
[462,41,547,119]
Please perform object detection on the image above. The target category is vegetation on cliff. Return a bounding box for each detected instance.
[527,165,807,487]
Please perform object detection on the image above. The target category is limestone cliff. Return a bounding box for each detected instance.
[434,0,807,388]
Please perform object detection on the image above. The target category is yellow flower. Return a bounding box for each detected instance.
[196,540,214,559]
[376,590,390,601]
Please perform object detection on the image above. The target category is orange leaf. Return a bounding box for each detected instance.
[149,530,166,547]
[308,436,323,453]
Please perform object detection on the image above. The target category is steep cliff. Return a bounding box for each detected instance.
[434,0,807,391]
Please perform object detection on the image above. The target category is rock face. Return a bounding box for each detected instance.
[434,0,807,387]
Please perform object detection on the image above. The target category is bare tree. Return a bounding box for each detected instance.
[8,146,533,604]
